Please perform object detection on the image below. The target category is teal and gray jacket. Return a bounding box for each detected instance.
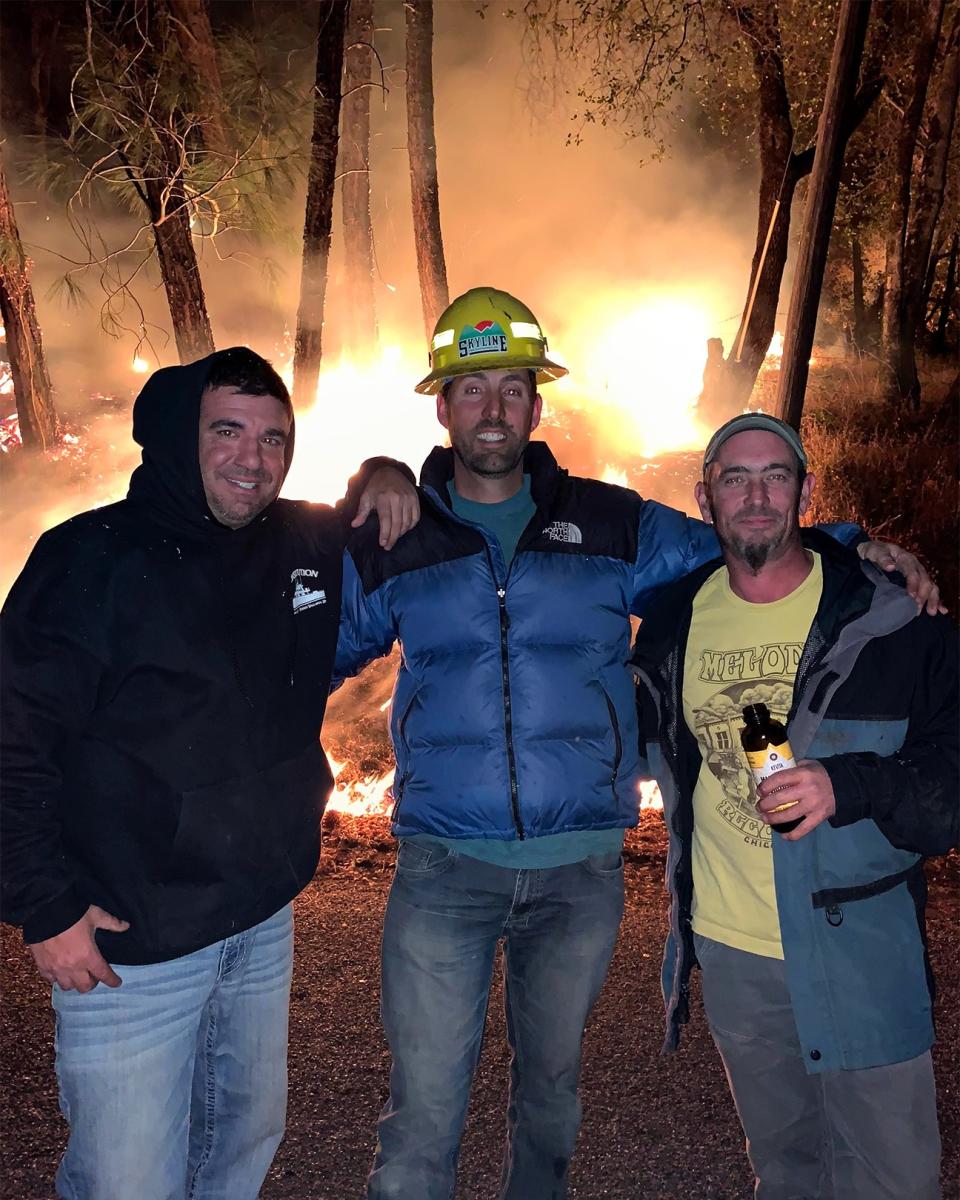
[630,529,958,1074]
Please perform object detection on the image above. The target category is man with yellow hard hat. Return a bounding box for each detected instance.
[335,286,939,1200]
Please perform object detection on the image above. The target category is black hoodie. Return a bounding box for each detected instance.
[1,351,391,963]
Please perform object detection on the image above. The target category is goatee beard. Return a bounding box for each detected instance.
[742,539,773,573]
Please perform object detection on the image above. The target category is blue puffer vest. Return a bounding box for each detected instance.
[336,441,720,841]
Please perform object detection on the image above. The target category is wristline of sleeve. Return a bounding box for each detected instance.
[22,883,90,945]
[821,755,871,828]
[338,457,417,523]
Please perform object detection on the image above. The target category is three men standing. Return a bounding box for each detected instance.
[632,413,958,1199]
[2,307,949,1200]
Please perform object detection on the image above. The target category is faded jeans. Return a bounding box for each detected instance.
[366,841,625,1200]
[52,904,293,1200]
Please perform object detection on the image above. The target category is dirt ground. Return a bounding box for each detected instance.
[2,815,957,1200]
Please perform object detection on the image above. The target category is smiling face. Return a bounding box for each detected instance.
[696,429,815,572]
[198,386,291,528]
[437,368,542,487]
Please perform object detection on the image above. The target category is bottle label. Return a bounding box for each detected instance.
[746,740,796,790]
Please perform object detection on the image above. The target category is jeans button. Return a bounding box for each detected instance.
[810,1049,822,1062]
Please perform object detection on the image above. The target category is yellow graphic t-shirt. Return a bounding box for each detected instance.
[683,554,822,959]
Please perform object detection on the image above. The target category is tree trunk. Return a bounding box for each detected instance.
[777,0,872,431]
[405,0,448,339]
[29,1,64,137]
[700,2,882,423]
[294,0,349,405]
[880,0,947,406]
[697,3,798,424]
[899,8,960,394]
[851,235,867,349]
[0,153,59,450]
[922,238,945,322]
[143,166,216,365]
[339,0,378,359]
[932,229,958,354]
[164,0,230,158]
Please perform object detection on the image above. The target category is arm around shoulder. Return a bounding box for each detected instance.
[334,547,398,685]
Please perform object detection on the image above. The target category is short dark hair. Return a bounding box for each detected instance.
[440,368,537,403]
[204,347,290,407]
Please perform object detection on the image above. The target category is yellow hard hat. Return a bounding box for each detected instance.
[414,286,568,395]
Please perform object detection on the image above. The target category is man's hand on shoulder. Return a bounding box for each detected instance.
[755,760,835,841]
[857,539,946,616]
[352,466,421,551]
[29,905,130,993]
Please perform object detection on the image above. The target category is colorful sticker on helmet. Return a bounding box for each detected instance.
[458,322,508,358]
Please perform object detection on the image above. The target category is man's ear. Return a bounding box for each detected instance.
[436,393,449,431]
[798,471,816,518]
[694,480,712,523]
[530,392,543,433]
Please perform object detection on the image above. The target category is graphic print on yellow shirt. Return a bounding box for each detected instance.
[683,555,822,959]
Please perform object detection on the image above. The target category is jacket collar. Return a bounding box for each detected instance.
[419,440,563,511]
[631,527,871,673]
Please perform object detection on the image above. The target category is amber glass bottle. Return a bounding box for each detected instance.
[740,703,802,834]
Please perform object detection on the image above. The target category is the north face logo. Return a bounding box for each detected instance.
[543,521,582,544]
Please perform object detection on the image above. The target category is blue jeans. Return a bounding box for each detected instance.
[52,904,294,1200]
[367,842,625,1200]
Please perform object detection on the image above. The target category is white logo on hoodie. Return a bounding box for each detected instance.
[291,568,326,613]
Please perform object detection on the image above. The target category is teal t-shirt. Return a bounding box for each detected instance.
[409,476,625,868]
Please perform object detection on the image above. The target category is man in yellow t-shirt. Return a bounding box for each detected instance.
[630,413,957,1200]
[684,553,822,960]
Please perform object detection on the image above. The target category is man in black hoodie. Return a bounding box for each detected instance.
[0,347,418,1200]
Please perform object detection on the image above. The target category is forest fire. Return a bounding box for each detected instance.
[0,291,737,823]
[0,291,807,825]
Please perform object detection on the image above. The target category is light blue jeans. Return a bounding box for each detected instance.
[367,841,625,1200]
[52,904,294,1200]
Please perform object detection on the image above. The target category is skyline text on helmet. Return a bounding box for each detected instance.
[458,321,508,359]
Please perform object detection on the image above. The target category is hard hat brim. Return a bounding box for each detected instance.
[414,356,569,396]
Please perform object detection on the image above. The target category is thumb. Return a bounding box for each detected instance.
[89,906,130,932]
[351,495,373,528]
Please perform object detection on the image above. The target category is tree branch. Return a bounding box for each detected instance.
[789,72,884,181]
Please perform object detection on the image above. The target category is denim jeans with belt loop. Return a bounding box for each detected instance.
[52,903,294,1200]
[366,840,625,1200]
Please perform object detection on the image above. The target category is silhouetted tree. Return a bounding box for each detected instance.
[405,0,449,339]
[294,0,349,403]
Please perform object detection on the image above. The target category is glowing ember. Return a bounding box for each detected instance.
[601,464,629,487]
[281,347,438,505]
[132,356,151,374]
[327,754,396,817]
[1,413,22,453]
[767,330,785,359]
[570,295,713,459]
[639,780,663,810]
[324,757,663,820]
